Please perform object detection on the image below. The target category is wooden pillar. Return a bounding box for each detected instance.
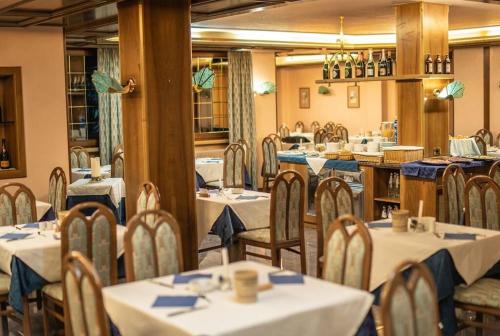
[396,2,450,156]
[118,0,198,269]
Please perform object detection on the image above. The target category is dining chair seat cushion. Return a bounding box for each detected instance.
[454,278,500,308]
[42,283,62,301]
[237,228,271,243]
[0,273,11,295]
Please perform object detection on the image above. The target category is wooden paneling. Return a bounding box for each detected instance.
[397,80,423,145]
[118,0,198,270]
[423,79,450,156]
[396,3,422,76]
[400,175,438,217]
[360,165,374,222]
[484,46,490,130]
[421,3,449,63]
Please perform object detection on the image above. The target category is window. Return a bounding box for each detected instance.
[192,53,229,141]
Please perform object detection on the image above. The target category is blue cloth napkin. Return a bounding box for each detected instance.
[172,273,212,284]
[443,233,477,241]
[236,195,260,200]
[0,233,31,240]
[368,221,392,229]
[151,296,198,308]
[269,274,304,284]
[22,223,39,229]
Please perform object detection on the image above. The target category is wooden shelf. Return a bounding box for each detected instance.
[315,74,454,84]
[374,197,401,204]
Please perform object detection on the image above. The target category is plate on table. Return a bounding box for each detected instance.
[421,158,451,165]
[448,156,473,163]
[465,155,497,162]
[278,150,304,156]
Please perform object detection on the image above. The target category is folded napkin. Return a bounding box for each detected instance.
[22,223,39,229]
[173,273,212,284]
[236,195,260,200]
[269,274,304,284]
[368,221,392,229]
[0,233,31,240]
[77,168,91,172]
[443,233,477,241]
[152,296,198,308]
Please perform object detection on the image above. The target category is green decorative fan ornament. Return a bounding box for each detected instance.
[192,67,215,93]
[318,86,331,95]
[255,81,276,95]
[434,80,464,100]
[92,71,136,94]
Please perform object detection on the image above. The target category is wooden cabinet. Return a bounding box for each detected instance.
[0,67,26,179]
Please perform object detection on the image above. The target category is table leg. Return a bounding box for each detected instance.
[22,295,32,336]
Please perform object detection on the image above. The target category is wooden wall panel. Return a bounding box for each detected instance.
[396,3,422,76]
[397,80,423,145]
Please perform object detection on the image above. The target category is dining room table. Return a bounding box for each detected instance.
[35,200,56,221]
[71,164,112,182]
[103,261,374,336]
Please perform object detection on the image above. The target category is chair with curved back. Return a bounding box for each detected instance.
[238,170,306,273]
[497,133,500,147]
[295,121,305,132]
[48,167,67,214]
[261,137,279,192]
[268,133,282,151]
[380,260,441,336]
[314,129,326,144]
[470,135,487,155]
[278,124,290,139]
[136,181,161,226]
[69,146,90,169]
[0,182,36,226]
[324,122,335,133]
[310,121,321,133]
[464,176,500,230]
[124,210,184,282]
[112,144,124,157]
[223,143,246,189]
[62,251,110,336]
[334,125,349,142]
[111,152,125,178]
[237,138,250,169]
[476,129,493,146]
[442,164,467,225]
[42,202,118,334]
[315,177,355,276]
[322,132,340,144]
[489,160,500,186]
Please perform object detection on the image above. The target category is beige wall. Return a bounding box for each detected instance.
[490,46,500,136]
[0,27,68,200]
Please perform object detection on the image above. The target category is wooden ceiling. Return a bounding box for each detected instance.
[0,0,300,47]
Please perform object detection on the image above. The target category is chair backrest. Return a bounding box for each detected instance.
[310,121,321,133]
[489,161,500,186]
[324,122,335,133]
[470,135,487,155]
[63,251,110,336]
[322,132,340,144]
[295,121,305,132]
[464,175,500,230]
[61,202,118,286]
[112,144,124,157]
[70,146,91,169]
[0,182,36,226]
[262,137,279,178]
[223,143,245,189]
[237,138,250,168]
[136,181,161,226]
[334,125,349,142]
[278,124,290,138]
[442,164,466,224]
[111,152,125,178]
[268,133,282,151]
[381,260,440,336]
[270,170,305,246]
[124,210,184,282]
[476,128,493,146]
[49,167,67,213]
[314,129,326,144]
[323,215,372,290]
[497,133,500,147]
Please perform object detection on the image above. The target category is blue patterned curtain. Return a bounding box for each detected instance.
[228,51,257,189]
[97,48,123,165]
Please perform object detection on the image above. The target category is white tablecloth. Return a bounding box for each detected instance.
[349,135,387,144]
[290,132,314,143]
[487,148,500,158]
[67,178,125,209]
[36,201,51,220]
[196,190,270,246]
[305,157,328,175]
[71,165,111,182]
[103,261,373,336]
[449,138,481,156]
[364,222,500,291]
[0,223,126,282]
[195,158,223,183]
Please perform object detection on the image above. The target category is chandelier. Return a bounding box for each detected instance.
[326,16,356,64]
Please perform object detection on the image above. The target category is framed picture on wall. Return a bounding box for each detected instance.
[299,87,310,109]
[347,85,360,108]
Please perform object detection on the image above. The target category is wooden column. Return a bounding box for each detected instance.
[118,0,198,269]
[396,2,450,156]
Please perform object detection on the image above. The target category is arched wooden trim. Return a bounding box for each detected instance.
[268,133,282,151]
[0,182,36,225]
[69,146,91,168]
[476,128,493,146]
[49,167,67,212]
[278,124,290,138]
[464,175,500,228]
[470,135,487,155]
[442,164,466,224]
[111,152,125,178]
[314,128,326,144]
[136,181,161,214]
[334,125,349,142]
[223,143,246,189]
[112,144,124,156]
[310,121,321,133]
[295,121,305,131]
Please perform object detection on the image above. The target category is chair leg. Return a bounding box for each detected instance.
[316,256,322,278]
[42,295,50,336]
[475,312,483,336]
[271,248,281,268]
[22,295,32,336]
[239,241,247,260]
[36,290,42,311]
[300,244,307,275]
[0,302,8,336]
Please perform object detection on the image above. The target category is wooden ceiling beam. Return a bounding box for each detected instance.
[65,14,118,33]
[3,9,52,17]
[0,0,36,15]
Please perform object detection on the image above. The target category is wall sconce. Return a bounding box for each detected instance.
[92,71,136,94]
[318,85,331,95]
[254,81,276,95]
[433,80,464,100]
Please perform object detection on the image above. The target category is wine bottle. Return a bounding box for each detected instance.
[367,49,375,77]
[444,54,451,74]
[425,54,434,74]
[435,55,443,74]
[355,52,365,78]
[332,58,341,79]
[378,49,387,77]
[322,55,330,80]
[381,206,387,219]
[1,139,10,169]
[388,173,394,198]
[386,50,394,76]
[345,54,353,79]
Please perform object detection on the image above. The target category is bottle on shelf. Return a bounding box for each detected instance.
[345,54,353,79]
[1,139,10,169]
[378,49,387,77]
[322,55,330,80]
[388,173,394,198]
[381,206,388,219]
[386,50,394,76]
[388,206,393,219]
[444,54,452,74]
[355,52,365,78]
[367,49,375,77]
[332,57,341,79]
[395,173,400,198]
[425,54,434,74]
[435,55,443,74]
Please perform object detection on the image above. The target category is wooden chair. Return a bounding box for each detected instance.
[223,143,246,189]
[48,167,67,214]
[489,160,500,186]
[315,177,355,276]
[295,121,305,132]
[124,210,184,282]
[238,170,306,273]
[323,215,372,290]
[442,164,467,224]
[42,202,117,335]
[476,128,494,146]
[268,133,283,151]
[322,132,340,144]
[314,128,326,144]
[112,144,124,156]
[62,251,110,336]
[380,260,441,336]
[136,181,161,226]
[111,152,125,178]
[497,133,500,147]
[324,122,335,133]
[237,138,251,169]
[310,121,321,133]
[278,124,290,138]
[334,125,349,142]
[261,137,279,192]
[69,146,90,169]
[464,176,500,230]
[470,135,487,155]
[0,182,36,226]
